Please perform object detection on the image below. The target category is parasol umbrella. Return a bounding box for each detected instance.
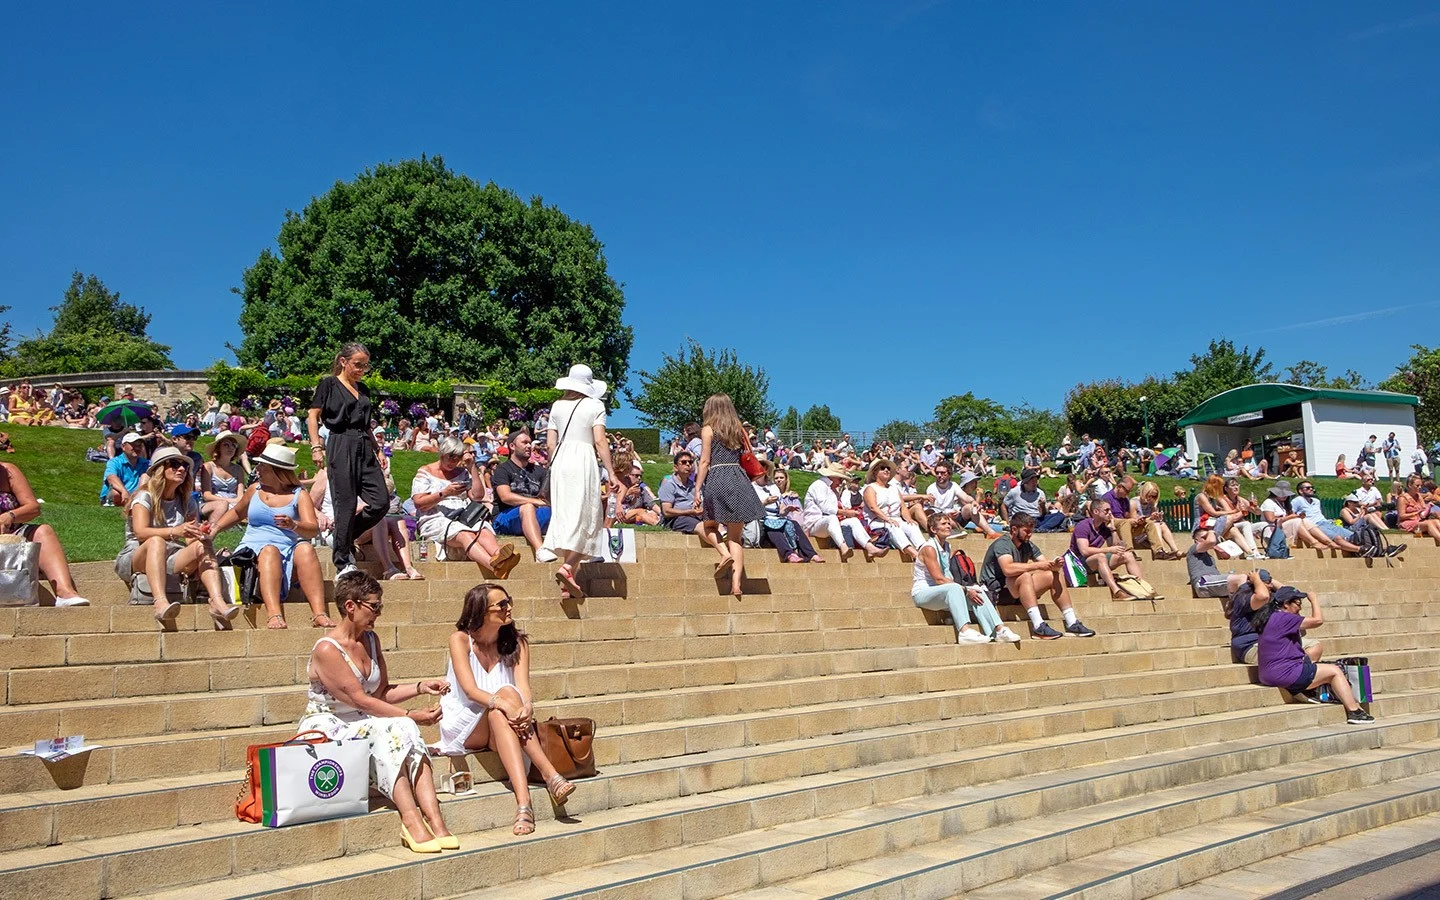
[95,400,153,429]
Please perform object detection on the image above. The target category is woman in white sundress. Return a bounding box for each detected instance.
[542,364,617,599]
[298,570,457,854]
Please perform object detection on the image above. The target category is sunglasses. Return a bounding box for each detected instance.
[357,599,383,615]
[161,460,189,471]
[492,599,514,611]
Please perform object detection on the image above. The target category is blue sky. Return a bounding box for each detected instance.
[3,2,1438,430]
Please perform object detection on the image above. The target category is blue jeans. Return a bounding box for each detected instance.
[912,583,1003,637]
[492,505,551,536]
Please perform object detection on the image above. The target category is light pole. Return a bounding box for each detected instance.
[1140,395,1150,450]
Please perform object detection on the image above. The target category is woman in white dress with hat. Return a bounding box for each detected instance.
[543,364,617,599]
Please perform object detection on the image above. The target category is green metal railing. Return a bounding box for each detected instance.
[1157,494,1343,533]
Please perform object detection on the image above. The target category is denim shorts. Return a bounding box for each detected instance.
[1285,658,1318,694]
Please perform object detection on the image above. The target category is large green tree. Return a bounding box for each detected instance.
[236,155,633,391]
[799,404,842,433]
[3,273,173,376]
[1380,345,1440,445]
[929,392,1005,443]
[624,340,776,437]
[873,419,924,445]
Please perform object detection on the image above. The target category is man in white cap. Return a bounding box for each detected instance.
[918,439,940,475]
[101,433,149,506]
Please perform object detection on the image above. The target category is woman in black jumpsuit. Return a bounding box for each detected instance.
[307,343,389,573]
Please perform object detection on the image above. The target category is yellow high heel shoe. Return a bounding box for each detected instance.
[424,817,460,850]
[400,822,443,854]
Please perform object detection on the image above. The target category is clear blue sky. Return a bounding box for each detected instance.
[4,3,1438,430]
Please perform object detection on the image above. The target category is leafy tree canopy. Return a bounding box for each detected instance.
[1282,359,1367,390]
[1379,344,1440,445]
[2,272,173,377]
[777,406,801,434]
[236,155,633,392]
[799,404,842,434]
[873,419,924,445]
[624,340,776,437]
[930,392,1005,444]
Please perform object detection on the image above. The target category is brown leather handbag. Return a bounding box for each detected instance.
[527,717,597,783]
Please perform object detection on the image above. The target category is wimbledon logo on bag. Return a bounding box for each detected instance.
[308,759,345,799]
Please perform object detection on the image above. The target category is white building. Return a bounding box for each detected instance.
[1179,383,1421,478]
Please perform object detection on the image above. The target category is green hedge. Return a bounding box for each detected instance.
[610,428,661,455]
[206,363,560,423]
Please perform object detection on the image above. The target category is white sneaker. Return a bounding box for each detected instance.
[336,564,359,579]
[55,596,91,608]
[957,628,991,644]
[994,625,1022,644]
[534,549,558,563]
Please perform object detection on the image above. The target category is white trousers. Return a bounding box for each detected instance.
[873,520,923,551]
[808,515,872,550]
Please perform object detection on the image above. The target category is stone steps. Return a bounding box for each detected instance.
[3,535,1436,896]
[1155,810,1440,899]
[81,725,1440,899]
[5,657,1438,848]
[743,753,1440,900]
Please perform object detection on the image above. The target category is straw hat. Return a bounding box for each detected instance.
[254,445,297,471]
[213,430,240,450]
[554,364,607,399]
[817,463,849,480]
[150,447,189,468]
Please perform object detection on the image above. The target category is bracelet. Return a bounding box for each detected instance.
[415,680,423,695]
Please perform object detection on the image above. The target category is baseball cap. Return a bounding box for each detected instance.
[120,432,143,446]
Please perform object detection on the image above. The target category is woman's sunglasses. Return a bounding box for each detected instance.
[162,460,189,471]
[357,599,383,615]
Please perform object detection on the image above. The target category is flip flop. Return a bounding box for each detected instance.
[404,568,426,581]
[714,556,735,578]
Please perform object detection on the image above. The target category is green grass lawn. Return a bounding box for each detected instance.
[4,427,1382,562]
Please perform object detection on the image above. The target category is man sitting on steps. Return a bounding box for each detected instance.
[1070,499,1157,600]
[1187,526,1279,599]
[979,512,1097,640]
[658,450,725,555]
[490,430,554,562]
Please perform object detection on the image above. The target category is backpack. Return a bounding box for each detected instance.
[1348,519,1390,564]
[948,548,979,586]
[1265,524,1291,559]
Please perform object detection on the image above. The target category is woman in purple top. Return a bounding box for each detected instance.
[1255,590,1373,725]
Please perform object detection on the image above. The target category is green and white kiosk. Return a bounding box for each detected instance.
[1178,383,1421,478]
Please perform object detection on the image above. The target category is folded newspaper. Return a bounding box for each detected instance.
[21,736,98,761]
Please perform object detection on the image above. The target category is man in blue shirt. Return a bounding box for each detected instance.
[101,433,149,506]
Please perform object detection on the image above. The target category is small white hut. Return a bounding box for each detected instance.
[1179,384,1421,478]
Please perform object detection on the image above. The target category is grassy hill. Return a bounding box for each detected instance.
[4,426,1374,562]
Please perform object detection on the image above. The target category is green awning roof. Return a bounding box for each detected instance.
[1177,383,1419,429]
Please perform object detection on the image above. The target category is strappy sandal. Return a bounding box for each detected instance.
[404,568,425,581]
[267,614,288,630]
[492,544,521,580]
[310,613,336,628]
[512,804,535,836]
[554,564,585,599]
[383,569,408,580]
[546,773,576,806]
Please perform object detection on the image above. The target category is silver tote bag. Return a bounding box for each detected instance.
[0,536,41,607]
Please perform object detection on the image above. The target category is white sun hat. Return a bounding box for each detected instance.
[554,364,607,399]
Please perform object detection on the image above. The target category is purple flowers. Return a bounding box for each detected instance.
[408,402,429,419]
[380,399,401,417]
[239,396,258,412]
[508,406,529,423]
